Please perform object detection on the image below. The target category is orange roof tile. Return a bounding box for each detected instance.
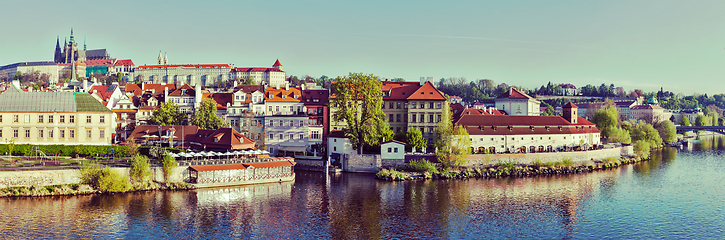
[406,81,447,100]
[265,87,302,102]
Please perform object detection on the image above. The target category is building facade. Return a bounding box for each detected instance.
[495,88,541,116]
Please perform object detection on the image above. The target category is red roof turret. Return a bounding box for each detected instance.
[273,59,282,67]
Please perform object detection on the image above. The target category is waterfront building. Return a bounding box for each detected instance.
[457,103,601,153]
[0,84,114,145]
[380,80,447,149]
[264,85,307,156]
[671,108,703,125]
[494,88,540,116]
[227,85,266,145]
[166,84,200,114]
[230,60,286,87]
[629,98,671,123]
[302,88,329,156]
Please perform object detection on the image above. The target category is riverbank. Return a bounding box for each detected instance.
[376,156,644,181]
[0,181,194,198]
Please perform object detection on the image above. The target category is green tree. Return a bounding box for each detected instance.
[243,76,255,85]
[631,121,663,148]
[679,116,690,126]
[633,140,651,159]
[592,105,619,138]
[14,71,22,82]
[608,127,631,144]
[191,98,228,130]
[162,155,178,183]
[695,114,708,127]
[435,104,471,168]
[405,128,426,152]
[150,101,186,125]
[330,72,391,154]
[657,121,677,143]
[129,154,152,183]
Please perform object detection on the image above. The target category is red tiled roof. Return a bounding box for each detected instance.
[559,84,576,89]
[202,92,233,110]
[137,64,232,69]
[456,115,600,135]
[84,59,116,66]
[631,105,663,110]
[232,67,283,73]
[265,87,302,102]
[233,85,263,93]
[563,102,578,108]
[190,160,295,172]
[455,114,597,127]
[302,89,329,106]
[89,85,114,102]
[115,59,135,66]
[496,88,535,100]
[381,81,426,100]
[168,84,195,97]
[406,81,447,100]
[126,125,201,143]
[196,128,256,150]
[273,59,282,67]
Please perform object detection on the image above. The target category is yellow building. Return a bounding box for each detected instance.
[0,86,114,145]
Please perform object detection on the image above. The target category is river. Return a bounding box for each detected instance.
[1,138,725,239]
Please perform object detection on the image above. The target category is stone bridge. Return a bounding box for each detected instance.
[676,126,725,135]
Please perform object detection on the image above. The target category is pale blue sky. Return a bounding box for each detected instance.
[2,0,725,94]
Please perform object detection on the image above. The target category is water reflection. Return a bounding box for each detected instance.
[3,143,725,239]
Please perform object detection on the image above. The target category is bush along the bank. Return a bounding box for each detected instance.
[375,156,647,181]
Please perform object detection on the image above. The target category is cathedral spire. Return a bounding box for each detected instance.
[164,52,168,65]
[69,28,75,45]
[83,36,86,51]
[55,36,62,63]
[158,51,162,64]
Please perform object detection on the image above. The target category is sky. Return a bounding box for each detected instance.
[2,0,725,95]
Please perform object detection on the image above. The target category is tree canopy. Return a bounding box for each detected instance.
[191,98,228,130]
[591,103,619,138]
[435,104,471,168]
[405,128,426,152]
[149,101,186,125]
[330,72,392,154]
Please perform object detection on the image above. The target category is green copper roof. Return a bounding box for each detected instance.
[75,93,112,113]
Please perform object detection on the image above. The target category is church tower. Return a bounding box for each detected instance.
[164,52,168,65]
[54,36,63,63]
[273,59,283,71]
[158,51,162,64]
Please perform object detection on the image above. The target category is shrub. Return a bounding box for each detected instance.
[496,159,517,169]
[130,154,152,183]
[634,140,651,159]
[78,162,103,188]
[531,157,545,168]
[409,159,437,173]
[98,167,131,192]
[162,155,178,183]
[376,168,406,180]
[561,157,573,167]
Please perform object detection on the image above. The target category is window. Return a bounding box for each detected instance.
[279,134,283,140]
[70,130,75,138]
[429,127,434,133]
[87,130,92,139]
[14,129,19,138]
[269,106,273,112]
[396,102,401,109]
[0,130,2,137]
[25,129,30,138]
[389,102,394,109]
[396,114,401,122]
[269,133,274,140]
[437,114,441,122]
[334,146,337,151]
[13,115,18,122]
[394,147,398,153]
[389,114,394,122]
[87,116,92,123]
[420,102,425,109]
[100,130,105,139]
[60,130,65,138]
[387,147,392,153]
[429,114,434,123]
[404,103,408,109]
[411,114,417,123]
[24,115,30,123]
[436,102,442,109]
[312,131,320,139]
[69,116,75,123]
[0,115,2,122]
[411,102,417,109]
[48,115,53,123]
[100,116,105,123]
[299,134,304,140]
[381,103,385,109]
[429,102,434,108]
[38,115,44,123]
[49,130,53,138]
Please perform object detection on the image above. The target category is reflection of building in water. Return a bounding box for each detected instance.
[193,182,293,205]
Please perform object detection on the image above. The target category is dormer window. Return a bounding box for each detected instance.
[214,137,219,143]
[294,95,299,99]
[269,94,273,99]
[282,95,287,99]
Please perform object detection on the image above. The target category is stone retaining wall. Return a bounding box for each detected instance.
[0,166,189,188]
[465,146,632,166]
[344,154,381,173]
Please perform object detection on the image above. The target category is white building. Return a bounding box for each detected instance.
[230,60,286,87]
[134,64,233,87]
[495,88,540,116]
[166,84,200,114]
[264,85,307,156]
[381,141,406,160]
[457,103,601,153]
[0,61,61,84]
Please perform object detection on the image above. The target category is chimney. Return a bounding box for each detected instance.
[195,84,202,109]
[93,89,97,94]
[301,84,305,91]
[420,77,425,86]
[276,83,280,90]
[285,83,289,91]
[141,82,145,91]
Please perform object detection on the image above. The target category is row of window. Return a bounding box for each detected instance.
[0,115,105,124]
[0,128,105,139]
[390,127,436,134]
[389,114,441,123]
[267,119,306,127]
[383,101,442,110]
[471,134,596,142]
[268,133,306,141]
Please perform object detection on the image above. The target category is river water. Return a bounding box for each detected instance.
[2,138,725,239]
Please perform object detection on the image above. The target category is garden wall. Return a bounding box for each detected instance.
[0,166,189,188]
